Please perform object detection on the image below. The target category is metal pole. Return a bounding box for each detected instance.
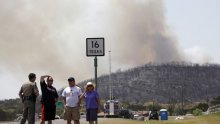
[109,51,112,100]
[94,56,98,124]
[94,56,98,91]
[181,85,183,115]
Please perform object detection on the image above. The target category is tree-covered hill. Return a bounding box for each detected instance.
[79,62,220,104]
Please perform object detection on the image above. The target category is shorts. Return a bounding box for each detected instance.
[41,103,56,121]
[64,106,80,121]
[86,108,98,121]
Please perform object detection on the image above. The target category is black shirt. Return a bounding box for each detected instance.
[40,81,58,105]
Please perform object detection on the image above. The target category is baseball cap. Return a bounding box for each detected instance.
[68,77,75,82]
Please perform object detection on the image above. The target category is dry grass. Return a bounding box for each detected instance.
[97,113,220,124]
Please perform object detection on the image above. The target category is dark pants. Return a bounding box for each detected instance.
[41,103,56,121]
[86,108,98,122]
[20,100,36,124]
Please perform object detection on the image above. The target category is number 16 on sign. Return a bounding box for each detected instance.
[86,38,105,56]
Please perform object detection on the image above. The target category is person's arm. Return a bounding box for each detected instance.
[80,87,88,100]
[18,86,23,98]
[79,92,86,100]
[55,89,59,103]
[18,86,24,102]
[40,75,50,83]
[78,93,85,107]
[63,97,66,109]
[62,89,66,109]
[34,82,39,96]
[39,75,49,97]
[78,88,83,107]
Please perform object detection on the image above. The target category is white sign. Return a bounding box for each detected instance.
[86,38,105,56]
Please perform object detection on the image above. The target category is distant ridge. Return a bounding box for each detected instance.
[78,62,220,104]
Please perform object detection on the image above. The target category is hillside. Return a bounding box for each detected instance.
[79,62,220,104]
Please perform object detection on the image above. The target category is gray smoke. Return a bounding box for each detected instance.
[107,0,184,66]
[0,0,184,84]
[0,0,93,83]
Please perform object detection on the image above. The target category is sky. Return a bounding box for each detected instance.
[164,0,220,63]
[0,0,220,100]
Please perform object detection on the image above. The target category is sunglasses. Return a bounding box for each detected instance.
[87,85,93,87]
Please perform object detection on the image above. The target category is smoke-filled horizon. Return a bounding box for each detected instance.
[0,0,210,89]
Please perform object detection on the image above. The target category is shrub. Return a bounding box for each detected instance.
[195,103,209,112]
[192,108,203,116]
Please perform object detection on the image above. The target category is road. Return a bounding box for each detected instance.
[0,118,110,124]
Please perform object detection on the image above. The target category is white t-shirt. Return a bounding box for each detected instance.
[62,86,82,107]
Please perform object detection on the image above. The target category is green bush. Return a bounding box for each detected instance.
[192,108,203,116]
[194,103,209,112]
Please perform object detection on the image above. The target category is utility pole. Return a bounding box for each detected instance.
[109,50,112,100]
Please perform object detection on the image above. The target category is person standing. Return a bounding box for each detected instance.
[80,82,100,124]
[40,75,59,124]
[19,73,39,124]
[62,77,82,124]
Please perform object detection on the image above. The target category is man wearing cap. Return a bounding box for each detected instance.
[40,75,58,124]
[62,77,82,124]
[19,73,39,124]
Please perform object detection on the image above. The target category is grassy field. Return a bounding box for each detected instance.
[2,113,220,124]
[98,113,220,124]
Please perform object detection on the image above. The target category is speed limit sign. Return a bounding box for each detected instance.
[86,38,105,56]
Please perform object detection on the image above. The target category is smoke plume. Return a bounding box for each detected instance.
[0,0,184,86]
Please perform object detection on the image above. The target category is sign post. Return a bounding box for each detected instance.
[86,37,105,124]
[94,56,98,90]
